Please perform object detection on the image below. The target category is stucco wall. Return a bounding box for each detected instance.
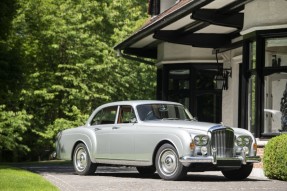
[221,49,242,127]
[157,42,216,63]
[243,0,287,33]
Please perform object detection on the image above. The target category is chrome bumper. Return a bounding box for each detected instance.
[179,151,261,167]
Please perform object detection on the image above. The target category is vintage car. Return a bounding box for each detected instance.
[56,100,260,180]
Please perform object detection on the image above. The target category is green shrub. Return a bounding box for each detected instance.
[263,134,287,181]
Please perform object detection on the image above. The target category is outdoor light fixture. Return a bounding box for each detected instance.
[214,50,232,90]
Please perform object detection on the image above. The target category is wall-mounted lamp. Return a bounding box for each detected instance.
[214,50,232,90]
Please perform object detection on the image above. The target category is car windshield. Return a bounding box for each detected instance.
[136,104,193,121]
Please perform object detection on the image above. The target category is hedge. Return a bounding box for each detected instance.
[263,134,287,181]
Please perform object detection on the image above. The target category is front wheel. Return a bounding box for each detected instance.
[155,143,187,180]
[73,143,97,175]
[221,163,253,180]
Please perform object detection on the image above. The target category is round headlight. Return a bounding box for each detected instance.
[236,137,243,146]
[236,136,251,147]
[201,136,208,145]
[244,137,250,144]
[194,135,209,146]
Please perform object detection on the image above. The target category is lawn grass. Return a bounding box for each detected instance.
[0,165,59,191]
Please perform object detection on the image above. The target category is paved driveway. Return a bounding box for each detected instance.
[20,164,287,191]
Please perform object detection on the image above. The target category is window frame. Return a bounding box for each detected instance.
[241,28,287,138]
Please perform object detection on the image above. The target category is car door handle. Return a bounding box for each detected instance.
[112,126,120,130]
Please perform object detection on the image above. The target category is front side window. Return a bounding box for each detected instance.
[136,104,192,121]
[90,106,117,125]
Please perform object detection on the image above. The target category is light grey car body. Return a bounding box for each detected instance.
[56,100,260,180]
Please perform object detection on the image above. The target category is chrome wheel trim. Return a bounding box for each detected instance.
[74,147,88,172]
[158,148,178,176]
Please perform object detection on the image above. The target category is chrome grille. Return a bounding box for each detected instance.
[210,127,234,158]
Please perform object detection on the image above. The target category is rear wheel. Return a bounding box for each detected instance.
[73,143,97,175]
[221,163,253,180]
[136,166,156,175]
[155,143,187,180]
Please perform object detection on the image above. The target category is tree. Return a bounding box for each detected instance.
[0,0,22,107]
[1,0,156,161]
[0,105,32,161]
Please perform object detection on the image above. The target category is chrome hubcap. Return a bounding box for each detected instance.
[75,147,87,172]
[159,149,178,176]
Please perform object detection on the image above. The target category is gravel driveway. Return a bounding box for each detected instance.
[19,164,287,191]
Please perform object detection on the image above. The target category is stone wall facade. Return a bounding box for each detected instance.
[254,147,264,168]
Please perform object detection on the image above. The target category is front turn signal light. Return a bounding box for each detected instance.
[253,143,258,151]
[190,140,195,150]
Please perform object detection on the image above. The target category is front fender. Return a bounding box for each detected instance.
[56,127,97,162]
[135,126,192,164]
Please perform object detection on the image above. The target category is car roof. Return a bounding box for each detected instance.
[98,100,182,109]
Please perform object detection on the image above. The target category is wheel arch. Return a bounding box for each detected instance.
[152,140,176,166]
[71,140,91,161]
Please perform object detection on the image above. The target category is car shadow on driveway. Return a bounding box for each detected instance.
[92,167,268,182]
[15,163,268,182]
[93,173,268,182]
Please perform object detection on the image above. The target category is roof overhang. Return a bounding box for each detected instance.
[114,0,252,60]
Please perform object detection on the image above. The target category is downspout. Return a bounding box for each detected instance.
[116,49,155,66]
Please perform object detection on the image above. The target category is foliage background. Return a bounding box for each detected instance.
[0,0,156,161]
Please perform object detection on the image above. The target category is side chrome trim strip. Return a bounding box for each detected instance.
[95,159,152,166]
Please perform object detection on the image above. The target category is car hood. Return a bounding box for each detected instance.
[141,120,219,132]
[140,120,253,137]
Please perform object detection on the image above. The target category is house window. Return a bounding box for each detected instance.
[148,0,160,16]
[264,73,287,134]
[243,30,287,137]
[161,64,222,123]
[148,0,178,16]
[247,41,257,134]
[265,38,287,67]
[263,37,287,135]
[248,75,256,133]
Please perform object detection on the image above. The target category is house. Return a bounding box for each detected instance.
[114,0,287,146]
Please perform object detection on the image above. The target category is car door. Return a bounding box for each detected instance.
[89,105,118,159]
[109,105,136,161]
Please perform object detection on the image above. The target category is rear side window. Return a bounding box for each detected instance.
[117,105,136,124]
[90,106,117,125]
